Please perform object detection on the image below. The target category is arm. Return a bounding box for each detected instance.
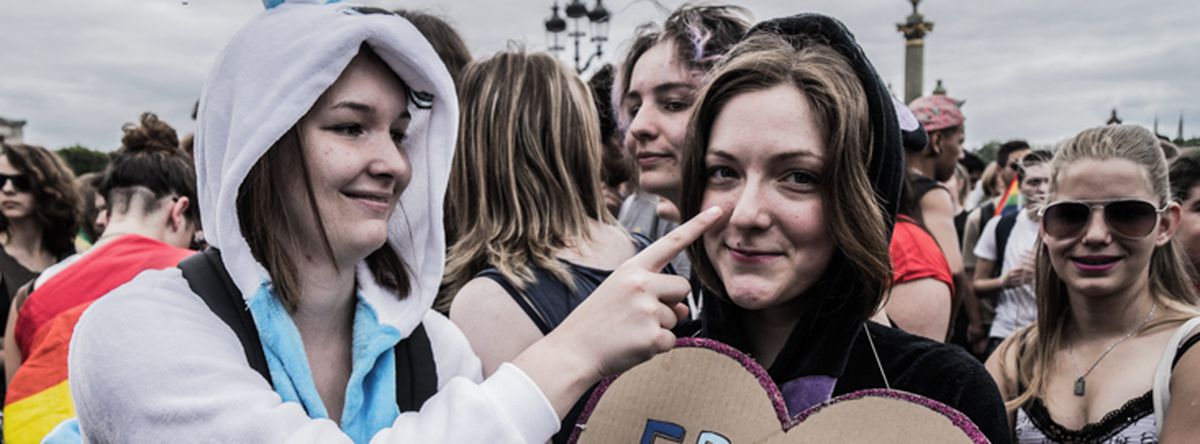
[70,271,558,443]
[449,278,544,377]
[882,278,951,342]
[4,295,19,383]
[920,189,963,274]
[1162,333,1200,443]
[984,334,1021,429]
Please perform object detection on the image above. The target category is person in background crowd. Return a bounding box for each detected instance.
[958,140,1033,355]
[588,64,635,218]
[874,108,955,342]
[615,4,751,279]
[72,172,106,252]
[949,164,970,239]
[0,143,80,401]
[442,50,662,443]
[4,112,198,443]
[681,17,1009,443]
[973,150,1052,357]
[988,125,1200,442]
[395,9,472,87]
[961,151,986,209]
[1170,148,1200,282]
[62,4,705,441]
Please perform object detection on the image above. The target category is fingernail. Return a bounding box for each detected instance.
[704,206,722,218]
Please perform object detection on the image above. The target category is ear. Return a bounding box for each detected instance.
[928,131,944,156]
[1155,202,1182,247]
[168,196,191,232]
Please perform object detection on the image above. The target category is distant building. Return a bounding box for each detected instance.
[0,115,26,144]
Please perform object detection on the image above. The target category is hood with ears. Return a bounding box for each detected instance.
[195,1,457,335]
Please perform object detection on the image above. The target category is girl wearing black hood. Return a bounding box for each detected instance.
[678,16,1009,443]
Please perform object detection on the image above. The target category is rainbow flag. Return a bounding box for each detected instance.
[993,176,1024,218]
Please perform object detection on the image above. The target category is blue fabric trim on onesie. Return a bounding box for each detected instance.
[248,281,404,444]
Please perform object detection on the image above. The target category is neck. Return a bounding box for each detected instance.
[741,300,804,368]
[1067,274,1156,339]
[96,213,168,246]
[290,253,358,336]
[3,217,44,253]
[905,154,935,179]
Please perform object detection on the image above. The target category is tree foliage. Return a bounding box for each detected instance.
[56,144,110,176]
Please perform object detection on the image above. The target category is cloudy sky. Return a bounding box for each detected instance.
[1,0,1197,152]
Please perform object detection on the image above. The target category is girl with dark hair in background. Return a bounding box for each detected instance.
[0,144,80,308]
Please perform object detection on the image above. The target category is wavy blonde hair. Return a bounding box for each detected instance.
[1003,124,1200,410]
[438,50,610,312]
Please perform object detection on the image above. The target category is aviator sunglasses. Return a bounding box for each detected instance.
[0,173,31,193]
[1039,199,1168,239]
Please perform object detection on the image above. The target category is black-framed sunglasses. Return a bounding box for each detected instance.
[1039,199,1168,239]
[0,173,31,193]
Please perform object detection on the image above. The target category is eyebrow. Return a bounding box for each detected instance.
[330,101,412,120]
[624,82,696,101]
[708,148,822,164]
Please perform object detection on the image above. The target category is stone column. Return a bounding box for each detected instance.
[897,0,934,104]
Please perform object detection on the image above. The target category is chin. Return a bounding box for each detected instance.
[725,284,785,311]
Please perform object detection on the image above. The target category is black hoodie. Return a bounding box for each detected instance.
[698,13,1009,444]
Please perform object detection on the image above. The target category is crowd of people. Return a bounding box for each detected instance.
[0,1,1197,443]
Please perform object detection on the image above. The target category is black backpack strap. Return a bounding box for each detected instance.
[394,323,437,412]
[991,212,1020,278]
[179,248,273,385]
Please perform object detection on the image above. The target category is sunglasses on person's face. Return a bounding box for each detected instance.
[1039,199,1167,239]
[0,174,31,193]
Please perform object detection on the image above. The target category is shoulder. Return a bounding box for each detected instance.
[918,185,954,211]
[72,268,244,365]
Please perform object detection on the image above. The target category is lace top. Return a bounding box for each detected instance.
[1014,391,1157,443]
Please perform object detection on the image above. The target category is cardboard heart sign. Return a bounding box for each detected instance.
[570,338,987,444]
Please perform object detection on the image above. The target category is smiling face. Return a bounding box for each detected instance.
[0,155,35,222]
[622,42,699,203]
[1043,158,1179,299]
[700,84,836,311]
[287,51,412,266]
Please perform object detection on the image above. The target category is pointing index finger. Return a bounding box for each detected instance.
[627,206,723,271]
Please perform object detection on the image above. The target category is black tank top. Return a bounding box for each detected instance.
[474,233,657,443]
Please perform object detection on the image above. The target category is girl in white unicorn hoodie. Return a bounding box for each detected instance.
[58,1,717,442]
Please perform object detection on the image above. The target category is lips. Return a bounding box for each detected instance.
[636,151,673,167]
[1070,255,1122,273]
[726,244,783,264]
[343,190,393,213]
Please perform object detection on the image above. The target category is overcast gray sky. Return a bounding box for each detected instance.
[1,0,1197,152]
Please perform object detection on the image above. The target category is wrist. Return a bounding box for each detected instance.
[512,334,598,419]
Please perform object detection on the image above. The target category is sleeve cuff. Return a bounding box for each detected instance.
[480,363,560,442]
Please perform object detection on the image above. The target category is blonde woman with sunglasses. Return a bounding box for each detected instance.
[987,124,1200,442]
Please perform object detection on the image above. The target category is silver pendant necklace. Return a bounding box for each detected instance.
[1066,301,1157,396]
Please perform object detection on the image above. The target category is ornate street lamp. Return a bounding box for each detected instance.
[544,0,610,73]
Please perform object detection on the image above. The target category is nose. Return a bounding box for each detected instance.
[367,133,412,191]
[1,179,15,194]
[95,210,109,234]
[727,180,771,231]
[1079,206,1111,245]
[626,106,659,148]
